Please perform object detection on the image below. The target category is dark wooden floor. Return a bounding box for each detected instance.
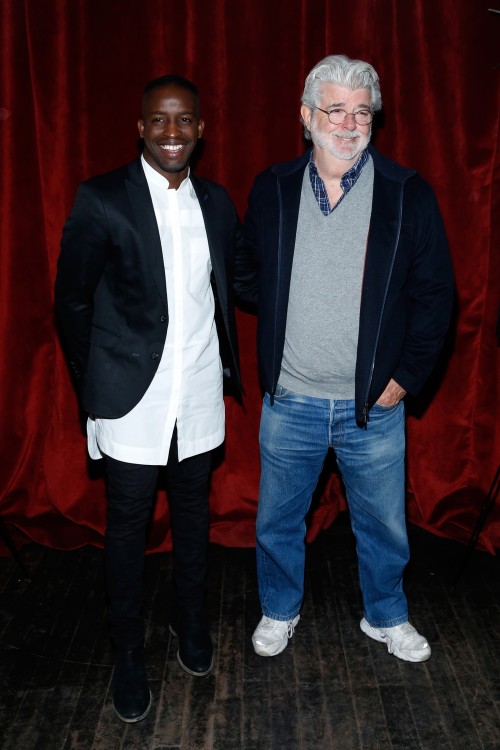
[1,513,499,750]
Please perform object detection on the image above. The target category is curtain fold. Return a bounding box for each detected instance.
[1,0,499,554]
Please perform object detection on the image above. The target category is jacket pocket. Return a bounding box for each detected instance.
[90,323,122,349]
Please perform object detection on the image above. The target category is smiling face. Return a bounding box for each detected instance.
[302,83,372,169]
[138,83,204,187]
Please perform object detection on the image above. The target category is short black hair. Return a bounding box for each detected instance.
[143,74,199,97]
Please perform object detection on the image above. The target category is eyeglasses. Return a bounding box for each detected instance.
[315,107,374,126]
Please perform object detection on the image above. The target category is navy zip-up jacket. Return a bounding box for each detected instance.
[242,145,454,426]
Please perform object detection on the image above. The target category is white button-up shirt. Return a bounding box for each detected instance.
[87,156,224,465]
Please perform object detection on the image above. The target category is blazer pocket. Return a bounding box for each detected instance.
[90,324,122,349]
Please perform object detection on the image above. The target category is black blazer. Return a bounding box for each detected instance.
[55,158,243,419]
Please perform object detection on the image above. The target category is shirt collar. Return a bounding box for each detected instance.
[141,154,191,192]
[308,149,368,216]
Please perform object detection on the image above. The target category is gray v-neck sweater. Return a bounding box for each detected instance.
[279,156,374,399]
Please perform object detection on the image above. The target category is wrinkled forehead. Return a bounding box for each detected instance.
[317,81,372,108]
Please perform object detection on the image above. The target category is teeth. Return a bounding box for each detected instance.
[160,144,183,151]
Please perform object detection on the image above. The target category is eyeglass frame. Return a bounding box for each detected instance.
[314,106,374,126]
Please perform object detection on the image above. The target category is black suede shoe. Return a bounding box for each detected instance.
[169,614,214,676]
[112,645,152,723]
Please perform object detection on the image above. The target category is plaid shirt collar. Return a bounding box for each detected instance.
[308,148,369,216]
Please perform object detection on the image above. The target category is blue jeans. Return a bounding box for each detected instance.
[256,386,409,628]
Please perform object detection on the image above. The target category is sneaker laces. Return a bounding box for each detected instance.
[258,617,297,637]
[395,622,425,642]
[387,622,429,653]
[260,617,295,638]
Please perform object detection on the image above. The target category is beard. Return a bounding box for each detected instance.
[310,120,371,162]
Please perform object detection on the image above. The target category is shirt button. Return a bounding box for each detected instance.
[160,314,167,323]
[151,352,159,360]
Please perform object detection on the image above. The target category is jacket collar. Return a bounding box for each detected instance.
[126,156,148,186]
[271,144,416,184]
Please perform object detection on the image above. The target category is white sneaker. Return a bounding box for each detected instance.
[360,618,431,662]
[252,615,300,656]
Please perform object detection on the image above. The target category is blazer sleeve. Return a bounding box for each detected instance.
[54,182,110,379]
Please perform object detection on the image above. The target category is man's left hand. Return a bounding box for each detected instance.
[376,379,406,407]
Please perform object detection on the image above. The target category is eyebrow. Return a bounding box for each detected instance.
[324,101,371,109]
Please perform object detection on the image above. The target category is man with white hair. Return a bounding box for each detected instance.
[244,55,454,662]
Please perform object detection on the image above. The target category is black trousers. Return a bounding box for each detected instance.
[103,428,212,650]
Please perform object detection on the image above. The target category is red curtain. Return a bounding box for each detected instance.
[1,0,499,554]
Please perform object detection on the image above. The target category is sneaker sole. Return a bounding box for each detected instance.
[252,639,289,657]
[360,618,431,663]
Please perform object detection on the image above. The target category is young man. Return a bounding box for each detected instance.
[55,75,247,722]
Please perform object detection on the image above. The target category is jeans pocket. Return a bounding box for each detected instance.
[371,402,403,416]
[274,383,290,399]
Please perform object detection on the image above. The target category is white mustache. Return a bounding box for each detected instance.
[334,131,362,139]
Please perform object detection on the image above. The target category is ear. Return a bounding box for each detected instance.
[137,119,145,138]
[197,119,205,139]
[300,104,312,132]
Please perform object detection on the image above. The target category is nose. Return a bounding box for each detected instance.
[162,117,181,137]
[342,113,357,130]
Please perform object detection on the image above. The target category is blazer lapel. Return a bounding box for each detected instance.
[190,174,228,312]
[126,159,168,311]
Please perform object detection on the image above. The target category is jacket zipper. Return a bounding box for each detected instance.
[271,176,283,404]
[362,179,407,427]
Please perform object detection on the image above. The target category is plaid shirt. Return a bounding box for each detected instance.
[308,148,369,216]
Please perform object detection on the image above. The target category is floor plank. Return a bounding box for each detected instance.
[0,515,498,750]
